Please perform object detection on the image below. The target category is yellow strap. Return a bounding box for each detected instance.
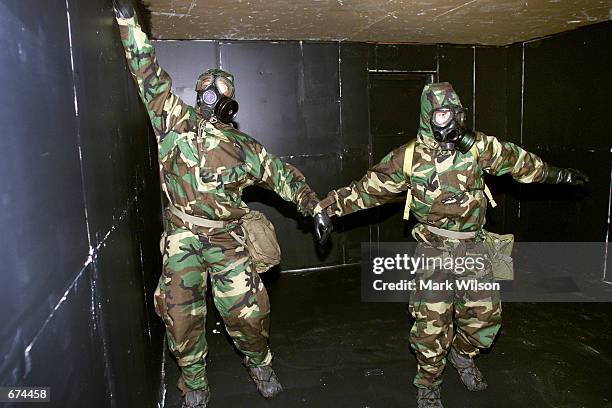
[483,184,497,208]
[469,144,497,208]
[402,141,496,221]
[402,140,416,220]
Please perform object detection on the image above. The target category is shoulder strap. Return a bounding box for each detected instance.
[469,143,497,208]
[402,140,416,220]
[402,141,497,222]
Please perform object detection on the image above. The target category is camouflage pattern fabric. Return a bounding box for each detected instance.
[116,16,319,221]
[116,15,320,392]
[318,82,546,389]
[409,239,501,388]
[319,82,547,232]
[154,222,271,393]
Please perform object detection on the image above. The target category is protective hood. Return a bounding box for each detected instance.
[416,82,463,148]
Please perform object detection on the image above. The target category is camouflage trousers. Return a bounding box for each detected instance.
[154,221,272,394]
[409,239,502,388]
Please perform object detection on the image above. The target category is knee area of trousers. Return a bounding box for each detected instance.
[411,303,453,322]
[221,310,269,331]
[166,316,206,348]
[216,296,270,320]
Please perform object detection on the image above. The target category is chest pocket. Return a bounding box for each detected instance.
[198,135,250,195]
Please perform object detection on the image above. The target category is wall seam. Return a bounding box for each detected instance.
[64,0,92,249]
[517,42,526,219]
[337,42,347,264]
[21,194,140,380]
[63,3,116,401]
[603,161,611,283]
[472,46,476,128]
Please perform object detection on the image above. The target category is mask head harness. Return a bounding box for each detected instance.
[430,105,475,153]
[195,69,239,123]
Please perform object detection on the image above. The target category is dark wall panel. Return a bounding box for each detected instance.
[505,43,524,146]
[438,45,475,130]
[16,265,108,408]
[154,40,219,107]
[0,0,165,406]
[523,23,611,151]
[70,1,165,405]
[474,47,508,139]
[369,43,437,72]
[340,43,370,151]
[474,46,511,232]
[152,22,611,273]
[339,42,372,262]
[69,0,154,246]
[221,41,302,155]
[154,39,382,269]
[498,43,525,234]
[369,73,428,243]
[0,0,89,382]
[220,41,344,268]
[517,22,611,241]
[1,2,607,407]
[96,207,163,407]
[301,42,341,155]
[369,73,426,161]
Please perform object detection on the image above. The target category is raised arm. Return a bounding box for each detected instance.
[244,139,321,217]
[474,133,588,185]
[113,0,193,142]
[319,144,409,217]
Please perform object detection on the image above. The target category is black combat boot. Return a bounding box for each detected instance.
[181,387,210,408]
[244,359,283,398]
[416,384,444,408]
[448,347,488,391]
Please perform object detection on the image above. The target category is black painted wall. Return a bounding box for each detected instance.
[151,41,504,269]
[1,2,608,405]
[508,22,611,242]
[155,21,610,268]
[154,40,372,270]
[0,1,164,407]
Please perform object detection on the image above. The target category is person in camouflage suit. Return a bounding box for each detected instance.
[318,82,587,407]
[112,1,332,407]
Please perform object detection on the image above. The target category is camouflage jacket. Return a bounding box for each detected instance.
[117,16,320,221]
[319,82,547,233]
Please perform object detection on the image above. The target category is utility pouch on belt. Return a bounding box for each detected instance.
[235,210,281,274]
[482,230,514,280]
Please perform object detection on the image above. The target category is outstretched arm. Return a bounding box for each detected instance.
[318,144,409,217]
[113,0,194,151]
[474,133,588,186]
[474,133,546,182]
[244,139,321,218]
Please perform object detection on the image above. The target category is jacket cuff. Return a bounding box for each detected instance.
[542,164,561,184]
[318,193,340,217]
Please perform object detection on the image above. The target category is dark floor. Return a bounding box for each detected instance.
[164,266,612,408]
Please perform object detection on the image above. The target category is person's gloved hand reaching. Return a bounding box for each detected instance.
[543,165,589,186]
[314,211,333,245]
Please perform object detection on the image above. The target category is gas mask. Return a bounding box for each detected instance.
[430,105,476,153]
[195,69,239,123]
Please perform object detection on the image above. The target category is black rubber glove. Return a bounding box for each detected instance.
[314,211,333,245]
[113,0,135,18]
[543,165,589,186]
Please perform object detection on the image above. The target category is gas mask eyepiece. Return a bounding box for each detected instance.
[196,73,239,123]
[430,106,475,153]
